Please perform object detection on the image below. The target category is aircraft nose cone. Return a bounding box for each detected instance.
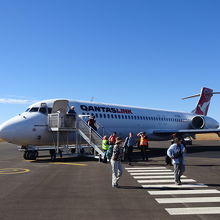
[0,122,13,141]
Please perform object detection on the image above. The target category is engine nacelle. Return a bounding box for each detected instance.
[191,116,205,129]
[191,115,219,129]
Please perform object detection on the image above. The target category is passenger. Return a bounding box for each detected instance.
[67,106,76,116]
[137,132,149,161]
[66,106,76,127]
[102,136,109,163]
[87,116,97,131]
[111,137,124,188]
[167,137,186,185]
[124,132,136,165]
[108,132,117,146]
[165,133,178,165]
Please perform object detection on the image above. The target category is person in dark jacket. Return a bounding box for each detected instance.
[124,132,136,165]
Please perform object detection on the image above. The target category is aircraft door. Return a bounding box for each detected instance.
[52,100,69,115]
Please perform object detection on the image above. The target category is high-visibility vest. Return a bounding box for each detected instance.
[102,139,109,150]
[140,136,148,146]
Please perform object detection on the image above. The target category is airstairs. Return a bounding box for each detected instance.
[47,112,105,160]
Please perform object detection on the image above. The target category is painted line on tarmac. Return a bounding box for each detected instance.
[130,172,174,175]
[138,179,196,183]
[127,169,172,172]
[142,183,208,188]
[49,162,88,166]
[125,167,168,170]
[133,175,186,179]
[0,168,30,175]
[166,207,220,215]
[148,189,220,195]
[156,197,220,204]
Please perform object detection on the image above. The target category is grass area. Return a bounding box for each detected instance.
[196,133,220,140]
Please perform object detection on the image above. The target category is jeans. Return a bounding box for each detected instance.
[111,159,123,186]
[174,163,185,184]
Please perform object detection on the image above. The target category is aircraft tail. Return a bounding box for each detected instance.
[182,87,220,116]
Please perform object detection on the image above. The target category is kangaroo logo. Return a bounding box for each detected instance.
[195,88,213,115]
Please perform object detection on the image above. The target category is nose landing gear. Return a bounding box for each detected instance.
[23,150,38,160]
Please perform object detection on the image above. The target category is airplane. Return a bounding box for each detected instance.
[0,87,220,160]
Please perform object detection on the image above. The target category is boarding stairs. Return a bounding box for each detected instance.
[47,100,105,160]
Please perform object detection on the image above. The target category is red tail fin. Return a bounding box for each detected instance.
[193,87,213,115]
[182,87,220,116]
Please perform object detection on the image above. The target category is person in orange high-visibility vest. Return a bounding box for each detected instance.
[137,132,149,161]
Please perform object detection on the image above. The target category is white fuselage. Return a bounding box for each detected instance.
[0,99,219,146]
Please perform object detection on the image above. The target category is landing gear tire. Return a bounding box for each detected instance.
[23,151,38,160]
[23,151,28,160]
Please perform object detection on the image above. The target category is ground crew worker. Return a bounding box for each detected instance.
[102,136,109,163]
[137,132,149,161]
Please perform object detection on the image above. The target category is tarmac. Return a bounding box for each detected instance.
[0,140,220,220]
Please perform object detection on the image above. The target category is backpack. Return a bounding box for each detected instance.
[106,145,113,160]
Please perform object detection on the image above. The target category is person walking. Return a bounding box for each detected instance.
[111,137,124,188]
[124,132,136,165]
[137,132,149,161]
[102,136,109,163]
[167,137,186,185]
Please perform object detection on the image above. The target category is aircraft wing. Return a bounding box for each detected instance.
[153,128,220,136]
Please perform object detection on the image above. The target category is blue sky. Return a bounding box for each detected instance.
[0,0,220,124]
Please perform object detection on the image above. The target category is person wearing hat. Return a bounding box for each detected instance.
[111,137,124,188]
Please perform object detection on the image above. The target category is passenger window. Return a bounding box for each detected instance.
[125,115,127,119]
[103,114,106,118]
[115,115,117,119]
[122,115,124,119]
[99,114,102,118]
[134,116,136,120]
[111,114,114,118]
[128,116,130,119]
[137,116,139,120]
[95,113,99,118]
[118,115,121,119]
[107,114,110,118]
[131,116,133,119]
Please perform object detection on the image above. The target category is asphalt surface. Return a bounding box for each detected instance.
[0,140,220,220]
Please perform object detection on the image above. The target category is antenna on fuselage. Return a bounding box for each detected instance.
[90,97,94,102]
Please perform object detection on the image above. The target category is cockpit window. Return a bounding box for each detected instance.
[39,107,47,114]
[29,107,39,112]
[25,108,30,112]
